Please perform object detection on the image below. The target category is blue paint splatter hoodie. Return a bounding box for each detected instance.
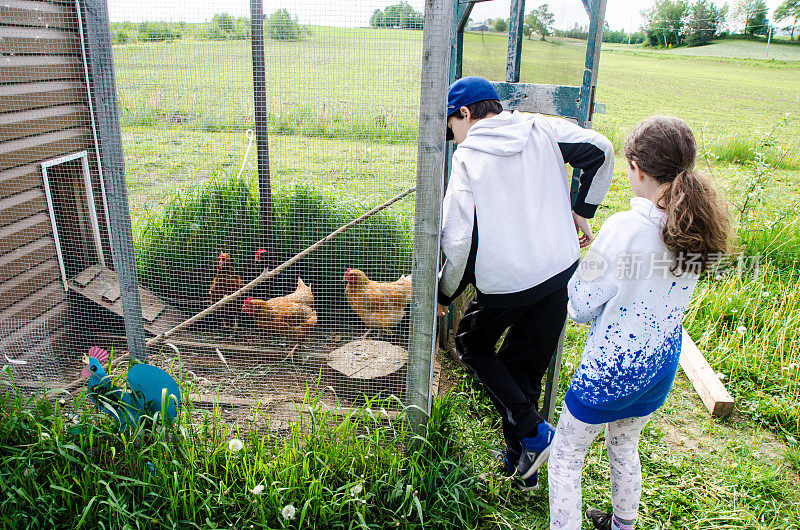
[564,197,699,424]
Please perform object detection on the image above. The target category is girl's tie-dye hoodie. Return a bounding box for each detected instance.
[564,197,699,424]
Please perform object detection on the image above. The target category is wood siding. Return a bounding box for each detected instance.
[0,0,107,369]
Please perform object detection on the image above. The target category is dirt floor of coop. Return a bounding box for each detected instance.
[89,322,411,429]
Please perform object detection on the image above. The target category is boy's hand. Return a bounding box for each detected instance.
[436,303,449,317]
[572,211,594,248]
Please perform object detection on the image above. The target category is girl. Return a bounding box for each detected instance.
[547,116,731,530]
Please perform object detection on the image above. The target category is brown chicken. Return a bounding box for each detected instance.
[254,248,314,308]
[241,277,317,341]
[209,252,244,330]
[343,268,412,330]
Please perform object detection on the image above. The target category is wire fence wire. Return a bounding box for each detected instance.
[0,0,440,424]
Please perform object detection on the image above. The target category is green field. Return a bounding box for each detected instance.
[4,29,800,528]
[114,29,800,219]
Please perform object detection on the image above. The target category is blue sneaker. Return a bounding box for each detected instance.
[516,421,555,480]
[493,449,539,490]
[489,448,515,476]
[514,470,539,491]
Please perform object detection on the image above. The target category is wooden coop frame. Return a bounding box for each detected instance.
[440,0,608,422]
[0,0,457,432]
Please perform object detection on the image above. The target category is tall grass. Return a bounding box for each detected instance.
[134,176,412,309]
[120,106,419,144]
[706,132,800,170]
[684,220,800,442]
[0,383,488,528]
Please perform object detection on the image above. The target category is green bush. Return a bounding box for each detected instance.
[266,9,301,41]
[138,22,181,43]
[201,13,250,40]
[134,177,412,311]
[112,30,129,44]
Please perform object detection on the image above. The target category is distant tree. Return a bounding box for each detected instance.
[266,9,300,40]
[558,22,589,40]
[643,0,688,46]
[775,0,800,40]
[369,2,423,29]
[734,0,768,35]
[523,4,555,40]
[370,9,385,28]
[212,13,236,33]
[493,17,508,32]
[686,0,727,46]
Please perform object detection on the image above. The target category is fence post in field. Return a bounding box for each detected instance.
[81,0,147,362]
[407,0,453,434]
[250,0,275,266]
[506,0,526,83]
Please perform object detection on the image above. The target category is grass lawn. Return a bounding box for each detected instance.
[3,27,800,529]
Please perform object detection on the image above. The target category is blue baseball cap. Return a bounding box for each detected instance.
[446,76,500,140]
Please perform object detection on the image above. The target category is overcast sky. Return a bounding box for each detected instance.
[107,0,785,32]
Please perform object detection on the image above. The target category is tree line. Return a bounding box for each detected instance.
[111,10,305,44]
[643,0,800,47]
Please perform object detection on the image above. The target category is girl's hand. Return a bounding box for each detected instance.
[436,303,449,317]
[572,211,594,248]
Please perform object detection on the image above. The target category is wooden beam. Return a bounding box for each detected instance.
[680,328,734,419]
[492,82,582,119]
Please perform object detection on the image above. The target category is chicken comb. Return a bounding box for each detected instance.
[254,248,267,261]
[81,346,109,378]
[243,296,254,306]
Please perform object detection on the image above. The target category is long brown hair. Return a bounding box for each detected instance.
[624,116,731,272]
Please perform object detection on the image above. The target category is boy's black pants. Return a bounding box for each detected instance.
[455,286,567,462]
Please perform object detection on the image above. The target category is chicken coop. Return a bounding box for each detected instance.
[0,0,451,429]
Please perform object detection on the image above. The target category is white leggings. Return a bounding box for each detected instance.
[548,405,652,529]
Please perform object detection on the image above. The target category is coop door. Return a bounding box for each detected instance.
[40,151,105,288]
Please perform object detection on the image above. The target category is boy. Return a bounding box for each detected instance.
[437,76,614,488]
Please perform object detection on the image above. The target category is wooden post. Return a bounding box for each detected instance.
[578,0,607,130]
[506,0,526,83]
[250,0,275,267]
[680,328,734,418]
[80,0,146,362]
[541,321,565,422]
[570,0,607,203]
[407,0,453,434]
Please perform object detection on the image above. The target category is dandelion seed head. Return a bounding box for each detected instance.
[351,484,363,496]
[282,504,296,520]
[251,484,265,495]
[228,438,244,452]
[736,325,747,336]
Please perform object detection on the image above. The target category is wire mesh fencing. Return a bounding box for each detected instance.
[1,0,446,426]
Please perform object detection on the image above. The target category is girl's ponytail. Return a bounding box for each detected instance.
[625,116,731,273]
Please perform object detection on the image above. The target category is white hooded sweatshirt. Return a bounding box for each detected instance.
[438,111,614,307]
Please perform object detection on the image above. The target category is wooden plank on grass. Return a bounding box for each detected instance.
[680,328,734,419]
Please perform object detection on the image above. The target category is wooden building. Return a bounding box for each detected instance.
[0,0,114,382]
